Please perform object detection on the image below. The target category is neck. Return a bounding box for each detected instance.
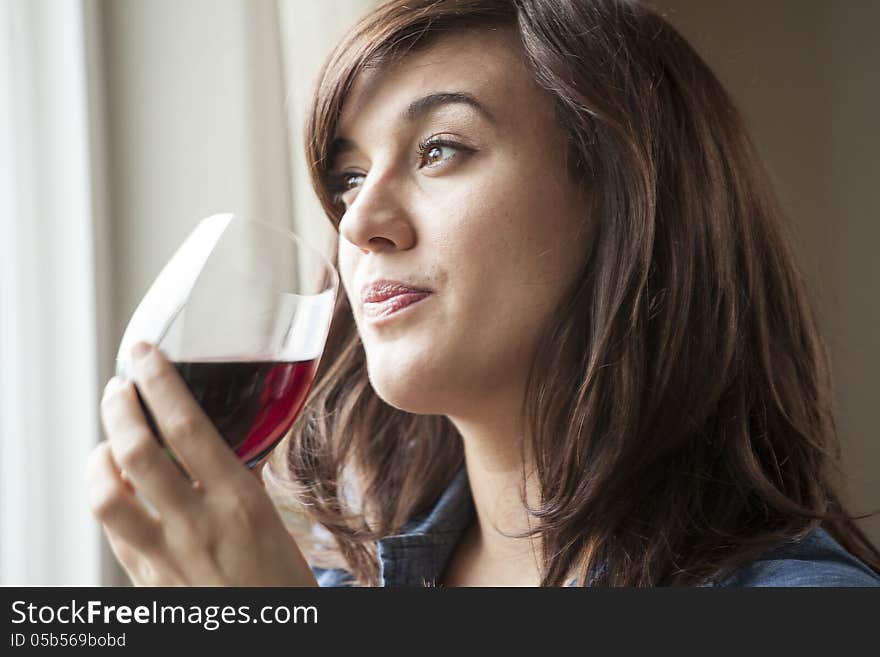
[447,395,543,586]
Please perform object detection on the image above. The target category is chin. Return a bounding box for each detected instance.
[366,370,442,415]
[364,351,461,416]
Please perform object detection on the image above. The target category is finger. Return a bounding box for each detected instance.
[130,342,247,484]
[104,530,151,586]
[101,376,198,512]
[85,441,162,550]
[104,530,186,587]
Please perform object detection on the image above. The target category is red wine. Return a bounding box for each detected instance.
[136,359,317,467]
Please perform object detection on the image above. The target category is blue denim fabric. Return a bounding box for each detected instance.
[312,465,880,587]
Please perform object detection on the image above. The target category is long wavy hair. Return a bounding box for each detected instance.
[265,0,880,585]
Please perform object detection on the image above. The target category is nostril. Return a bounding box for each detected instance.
[368,236,395,251]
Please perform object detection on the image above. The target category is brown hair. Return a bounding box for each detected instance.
[267,0,880,585]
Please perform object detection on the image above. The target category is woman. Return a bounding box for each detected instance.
[88,0,880,586]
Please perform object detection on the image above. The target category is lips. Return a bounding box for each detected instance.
[361,279,433,320]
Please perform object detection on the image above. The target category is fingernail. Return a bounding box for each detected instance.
[132,342,153,361]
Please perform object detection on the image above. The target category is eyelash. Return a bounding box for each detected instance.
[328,134,468,203]
[416,135,463,166]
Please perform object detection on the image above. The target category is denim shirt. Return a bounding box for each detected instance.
[312,466,880,587]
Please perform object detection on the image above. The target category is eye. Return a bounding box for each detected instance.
[341,173,364,191]
[329,172,365,205]
[417,138,463,169]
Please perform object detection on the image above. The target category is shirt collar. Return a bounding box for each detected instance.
[376,464,474,586]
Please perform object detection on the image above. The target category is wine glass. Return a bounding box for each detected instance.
[115,213,338,468]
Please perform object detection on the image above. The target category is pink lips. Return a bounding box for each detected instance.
[361,280,432,320]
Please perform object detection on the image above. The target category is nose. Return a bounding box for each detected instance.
[338,171,416,254]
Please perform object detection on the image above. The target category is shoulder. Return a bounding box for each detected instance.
[712,527,880,587]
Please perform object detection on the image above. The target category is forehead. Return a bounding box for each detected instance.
[335,28,551,139]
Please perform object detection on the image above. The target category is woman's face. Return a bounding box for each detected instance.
[330,29,589,417]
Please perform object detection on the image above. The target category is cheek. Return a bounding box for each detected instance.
[444,167,585,296]
[446,175,587,378]
[429,201,566,361]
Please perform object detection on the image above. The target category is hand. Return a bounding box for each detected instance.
[86,342,317,587]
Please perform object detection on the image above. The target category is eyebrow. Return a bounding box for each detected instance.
[329,91,494,161]
[405,91,494,122]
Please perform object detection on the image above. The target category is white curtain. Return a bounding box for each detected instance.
[0,0,106,585]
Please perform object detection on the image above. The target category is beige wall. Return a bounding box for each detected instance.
[657,0,880,543]
[277,0,372,259]
[100,0,292,346]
